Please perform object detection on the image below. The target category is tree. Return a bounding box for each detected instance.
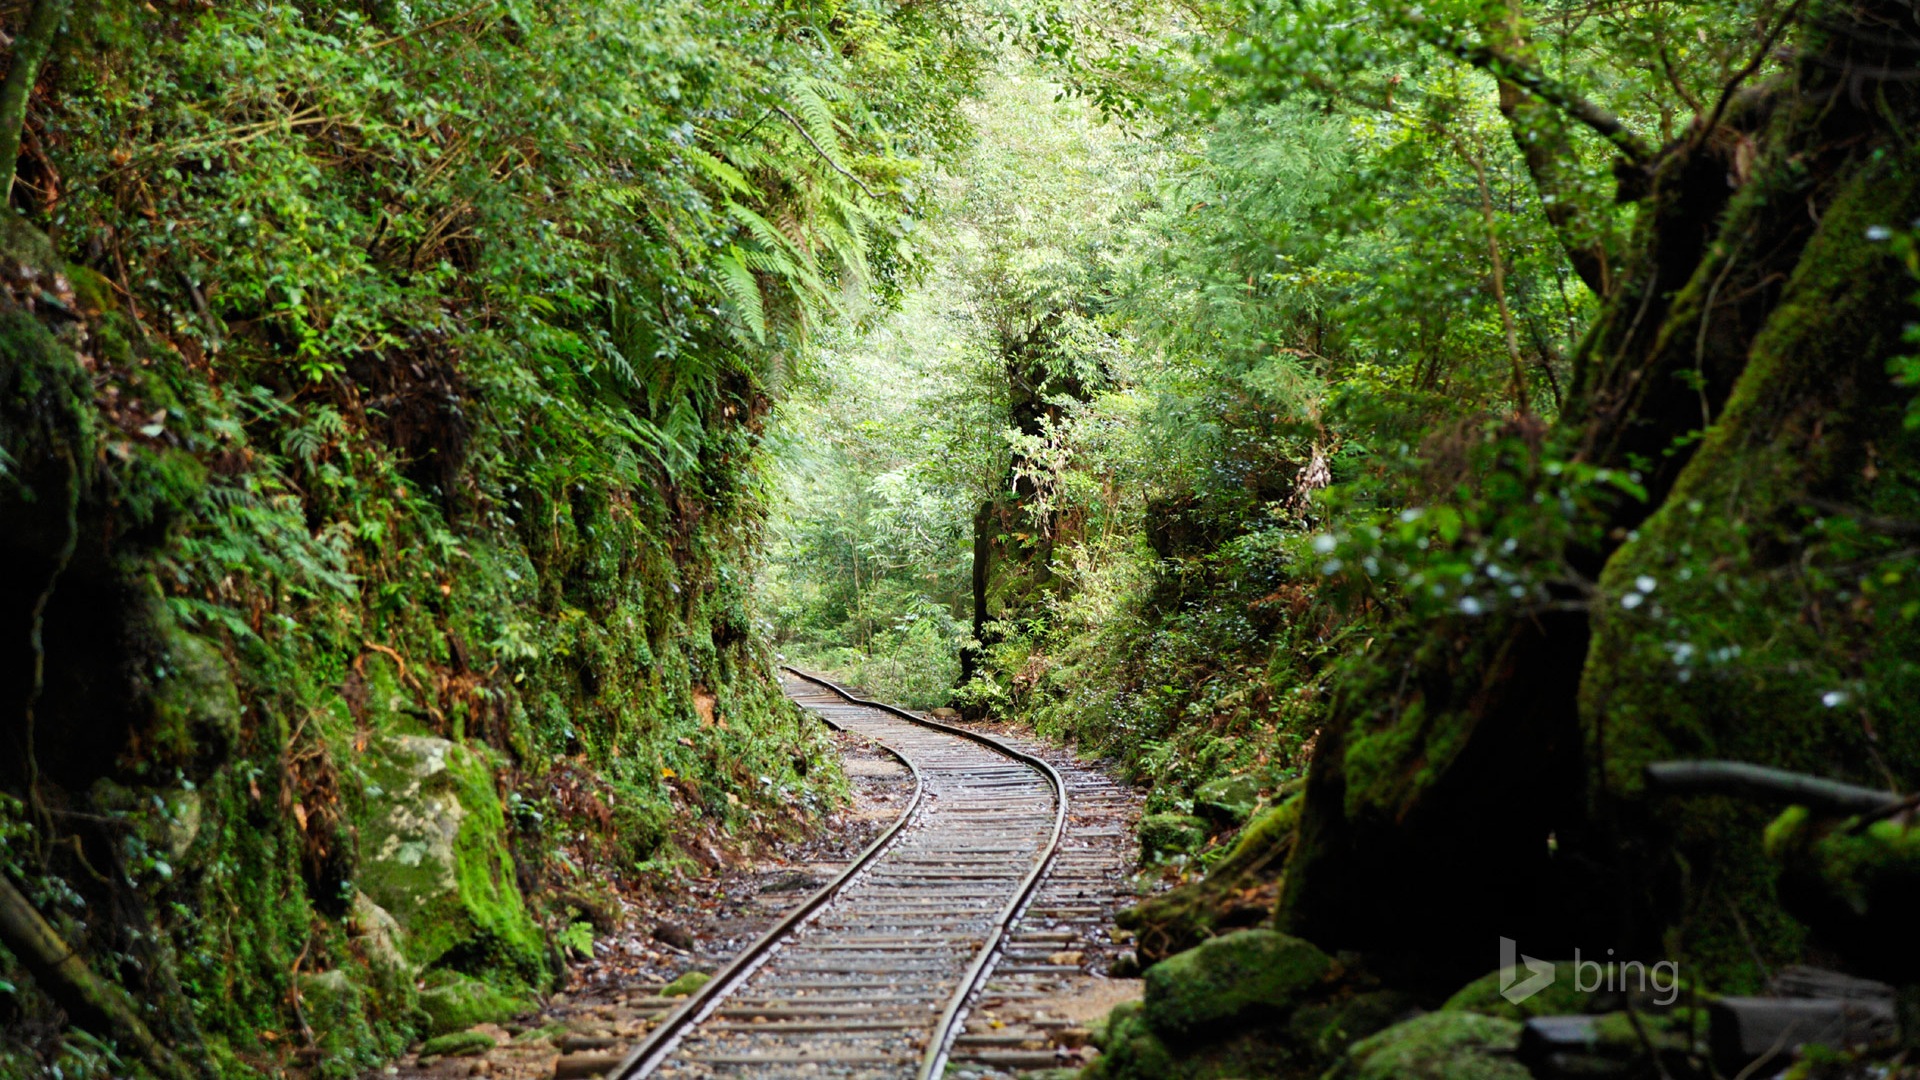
[1277,0,1920,987]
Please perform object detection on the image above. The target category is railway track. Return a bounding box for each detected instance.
[608,670,1071,1079]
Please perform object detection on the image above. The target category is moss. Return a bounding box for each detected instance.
[141,595,242,773]
[357,735,547,985]
[1139,813,1209,862]
[1587,1009,1703,1055]
[1141,930,1331,1041]
[296,970,380,1078]
[1121,795,1300,963]
[63,263,116,315]
[1088,1000,1179,1079]
[1767,809,1920,978]
[662,970,711,997]
[1,210,59,268]
[1330,1011,1530,1080]
[1443,963,1590,1021]
[1286,988,1420,1064]
[419,1030,497,1057]
[0,308,93,499]
[1192,774,1260,827]
[112,444,208,535]
[417,970,535,1036]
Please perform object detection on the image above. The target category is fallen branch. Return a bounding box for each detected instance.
[1644,760,1902,815]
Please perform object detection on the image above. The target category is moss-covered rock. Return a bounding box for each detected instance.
[1088,999,1179,1079]
[358,735,546,983]
[1142,929,1331,1040]
[349,891,414,977]
[1575,145,1920,988]
[663,969,712,997]
[296,970,378,1078]
[1120,796,1300,964]
[1139,813,1209,862]
[419,1030,497,1057]
[1193,774,1260,827]
[1443,962,1590,1020]
[141,600,240,769]
[1766,808,1920,978]
[1330,1011,1530,1080]
[416,970,535,1036]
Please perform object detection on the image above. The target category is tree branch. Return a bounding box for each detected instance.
[1401,8,1654,164]
[770,106,880,201]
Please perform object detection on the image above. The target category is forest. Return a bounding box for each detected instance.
[3,0,1918,1077]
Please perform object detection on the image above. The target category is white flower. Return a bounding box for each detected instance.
[1621,593,1644,610]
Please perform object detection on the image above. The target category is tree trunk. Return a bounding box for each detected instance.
[0,0,71,206]
[1278,0,1920,990]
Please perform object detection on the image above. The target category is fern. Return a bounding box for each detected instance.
[681,144,753,197]
[717,246,768,343]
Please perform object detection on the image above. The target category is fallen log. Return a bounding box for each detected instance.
[0,873,194,1080]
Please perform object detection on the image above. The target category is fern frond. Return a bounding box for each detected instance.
[726,200,808,265]
[680,144,754,197]
[715,247,767,344]
[787,78,849,171]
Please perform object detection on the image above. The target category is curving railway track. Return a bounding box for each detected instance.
[607,669,1073,1079]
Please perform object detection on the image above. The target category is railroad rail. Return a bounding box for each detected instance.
[608,668,1068,1079]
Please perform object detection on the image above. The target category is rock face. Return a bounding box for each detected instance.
[358,735,545,983]
[1143,929,1332,1039]
[348,891,413,977]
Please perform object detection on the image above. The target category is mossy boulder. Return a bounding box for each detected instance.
[1139,813,1209,861]
[1088,999,1179,1079]
[416,970,535,1036]
[1192,774,1260,827]
[419,1030,497,1057]
[662,970,712,997]
[1330,1011,1530,1080]
[1443,962,1590,1021]
[1142,929,1332,1040]
[143,611,241,768]
[358,735,545,982]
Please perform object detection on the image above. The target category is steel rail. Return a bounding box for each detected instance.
[609,666,1068,1079]
[606,688,925,1080]
[779,667,1069,1080]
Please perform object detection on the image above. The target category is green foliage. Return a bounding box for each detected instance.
[5,0,982,1073]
